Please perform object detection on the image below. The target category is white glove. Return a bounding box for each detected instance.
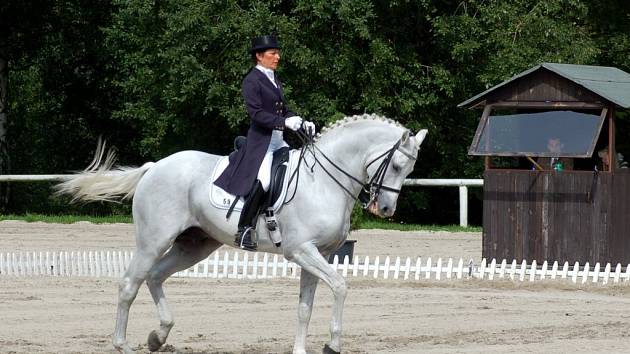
[302,120,316,136]
[285,116,303,131]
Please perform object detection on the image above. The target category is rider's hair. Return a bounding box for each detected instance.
[251,50,264,64]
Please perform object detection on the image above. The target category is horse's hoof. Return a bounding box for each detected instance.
[147,330,163,352]
[323,344,340,354]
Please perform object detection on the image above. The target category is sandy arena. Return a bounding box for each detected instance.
[1,221,630,353]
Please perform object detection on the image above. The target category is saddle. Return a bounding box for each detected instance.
[229,136,289,209]
[222,136,291,247]
[210,137,294,216]
[264,146,290,209]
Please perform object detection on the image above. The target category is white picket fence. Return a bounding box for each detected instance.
[2,250,630,285]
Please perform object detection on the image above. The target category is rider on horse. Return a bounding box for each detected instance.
[214,35,315,251]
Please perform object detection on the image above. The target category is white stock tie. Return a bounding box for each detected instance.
[256,65,278,88]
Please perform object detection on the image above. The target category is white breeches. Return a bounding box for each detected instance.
[257,151,273,192]
[258,130,288,192]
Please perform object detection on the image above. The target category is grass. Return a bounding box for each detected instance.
[0,213,133,224]
[0,213,481,232]
[357,219,481,232]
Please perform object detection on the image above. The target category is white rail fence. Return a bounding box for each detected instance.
[0,175,483,227]
[404,179,483,227]
[2,250,630,285]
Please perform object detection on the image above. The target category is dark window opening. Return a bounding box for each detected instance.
[470,109,605,158]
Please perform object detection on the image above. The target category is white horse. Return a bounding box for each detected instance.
[56,114,427,354]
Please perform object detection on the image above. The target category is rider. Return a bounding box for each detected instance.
[214,35,315,251]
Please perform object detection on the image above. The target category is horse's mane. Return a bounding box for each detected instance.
[315,113,405,142]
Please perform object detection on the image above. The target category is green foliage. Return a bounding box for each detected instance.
[0,213,133,224]
[356,219,482,233]
[4,0,630,223]
[350,202,365,231]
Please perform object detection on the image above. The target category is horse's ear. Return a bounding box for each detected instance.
[415,129,428,147]
[400,130,411,145]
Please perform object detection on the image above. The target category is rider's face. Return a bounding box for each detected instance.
[256,49,280,70]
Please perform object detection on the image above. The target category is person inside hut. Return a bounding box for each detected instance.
[214,35,315,251]
[598,146,629,171]
[536,137,573,171]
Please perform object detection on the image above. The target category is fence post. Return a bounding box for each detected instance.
[456,258,464,279]
[446,258,453,279]
[352,256,360,277]
[582,262,590,284]
[603,263,611,284]
[614,264,622,283]
[232,252,239,279]
[272,254,279,278]
[403,257,411,280]
[459,185,468,227]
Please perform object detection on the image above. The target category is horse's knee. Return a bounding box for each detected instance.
[331,279,347,300]
[297,302,312,321]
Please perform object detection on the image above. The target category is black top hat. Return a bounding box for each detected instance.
[249,35,281,54]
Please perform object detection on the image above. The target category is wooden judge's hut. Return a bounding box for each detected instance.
[460,63,630,265]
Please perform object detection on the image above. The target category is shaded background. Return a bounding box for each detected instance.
[1,0,629,225]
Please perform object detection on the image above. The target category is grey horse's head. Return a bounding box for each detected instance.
[366,129,428,218]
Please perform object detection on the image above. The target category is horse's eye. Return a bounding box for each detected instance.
[392,164,401,172]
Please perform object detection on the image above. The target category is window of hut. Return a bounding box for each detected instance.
[469,109,606,158]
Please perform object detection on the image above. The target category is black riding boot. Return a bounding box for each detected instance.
[234,180,266,251]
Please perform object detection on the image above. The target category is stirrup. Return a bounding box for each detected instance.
[235,227,257,251]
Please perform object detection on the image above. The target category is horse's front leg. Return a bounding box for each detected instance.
[293,269,319,354]
[289,243,346,354]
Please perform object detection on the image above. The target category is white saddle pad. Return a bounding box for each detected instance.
[209,150,299,213]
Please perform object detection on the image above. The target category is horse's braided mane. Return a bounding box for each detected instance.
[314,113,405,142]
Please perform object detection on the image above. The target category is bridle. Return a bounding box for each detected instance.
[286,129,417,209]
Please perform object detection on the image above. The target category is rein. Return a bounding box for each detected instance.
[284,128,416,209]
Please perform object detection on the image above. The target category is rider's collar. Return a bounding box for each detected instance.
[256,65,276,87]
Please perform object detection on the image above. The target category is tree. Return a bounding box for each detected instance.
[0,0,57,210]
[4,1,125,214]
[4,0,630,224]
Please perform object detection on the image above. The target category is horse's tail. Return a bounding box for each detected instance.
[55,139,155,203]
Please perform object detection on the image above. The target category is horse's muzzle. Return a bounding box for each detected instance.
[367,201,394,218]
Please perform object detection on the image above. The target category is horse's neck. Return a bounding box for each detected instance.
[311,122,402,194]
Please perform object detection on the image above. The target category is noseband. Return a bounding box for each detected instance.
[288,130,416,209]
[360,139,417,208]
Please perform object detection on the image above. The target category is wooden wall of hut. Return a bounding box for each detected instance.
[487,70,603,104]
[483,169,630,264]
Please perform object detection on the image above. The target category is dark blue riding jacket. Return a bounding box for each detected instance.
[214,68,296,196]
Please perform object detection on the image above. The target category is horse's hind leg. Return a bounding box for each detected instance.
[112,246,169,354]
[146,234,221,352]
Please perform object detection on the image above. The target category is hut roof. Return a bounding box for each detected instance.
[458,63,630,109]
